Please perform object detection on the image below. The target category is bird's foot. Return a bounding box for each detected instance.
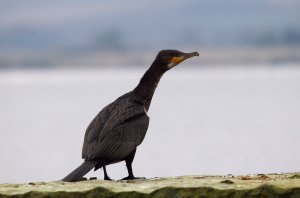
[104,176,112,181]
[121,175,146,180]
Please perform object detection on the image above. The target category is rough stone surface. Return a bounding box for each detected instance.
[1,173,300,197]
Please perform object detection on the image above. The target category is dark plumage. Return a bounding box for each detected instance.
[62,50,199,182]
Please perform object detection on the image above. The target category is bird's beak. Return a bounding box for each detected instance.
[182,51,199,60]
[171,51,199,65]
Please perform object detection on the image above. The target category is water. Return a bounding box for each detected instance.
[0,66,300,183]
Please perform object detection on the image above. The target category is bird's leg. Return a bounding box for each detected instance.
[103,166,112,180]
[121,149,145,180]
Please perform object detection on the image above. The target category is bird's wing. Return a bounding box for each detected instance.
[82,96,149,161]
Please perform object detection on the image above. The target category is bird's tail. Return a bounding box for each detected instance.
[62,161,97,182]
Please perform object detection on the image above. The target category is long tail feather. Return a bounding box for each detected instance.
[62,161,97,182]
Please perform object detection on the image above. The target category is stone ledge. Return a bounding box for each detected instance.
[1,173,299,198]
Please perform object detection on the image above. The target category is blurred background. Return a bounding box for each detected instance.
[0,0,300,183]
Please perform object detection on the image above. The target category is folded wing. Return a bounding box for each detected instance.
[82,95,149,162]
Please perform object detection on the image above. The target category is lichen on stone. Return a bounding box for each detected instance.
[0,173,300,198]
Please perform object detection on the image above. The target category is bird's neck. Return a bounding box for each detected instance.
[133,59,166,110]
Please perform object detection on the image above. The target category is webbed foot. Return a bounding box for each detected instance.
[121,176,146,180]
[104,176,112,181]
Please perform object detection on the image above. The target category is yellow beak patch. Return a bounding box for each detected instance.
[171,56,184,64]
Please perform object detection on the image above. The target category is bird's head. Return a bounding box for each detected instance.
[156,49,199,70]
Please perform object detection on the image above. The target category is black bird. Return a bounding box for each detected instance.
[62,50,199,182]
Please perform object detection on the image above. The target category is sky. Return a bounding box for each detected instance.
[1,0,300,52]
[0,0,299,68]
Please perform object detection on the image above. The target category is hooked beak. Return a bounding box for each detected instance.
[181,51,199,60]
[171,51,199,66]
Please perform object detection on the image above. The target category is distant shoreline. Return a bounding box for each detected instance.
[0,47,300,69]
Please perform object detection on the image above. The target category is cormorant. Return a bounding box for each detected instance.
[62,50,199,182]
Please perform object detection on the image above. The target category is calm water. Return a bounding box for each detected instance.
[0,66,300,183]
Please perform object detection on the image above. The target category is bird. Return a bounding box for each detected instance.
[62,49,199,182]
